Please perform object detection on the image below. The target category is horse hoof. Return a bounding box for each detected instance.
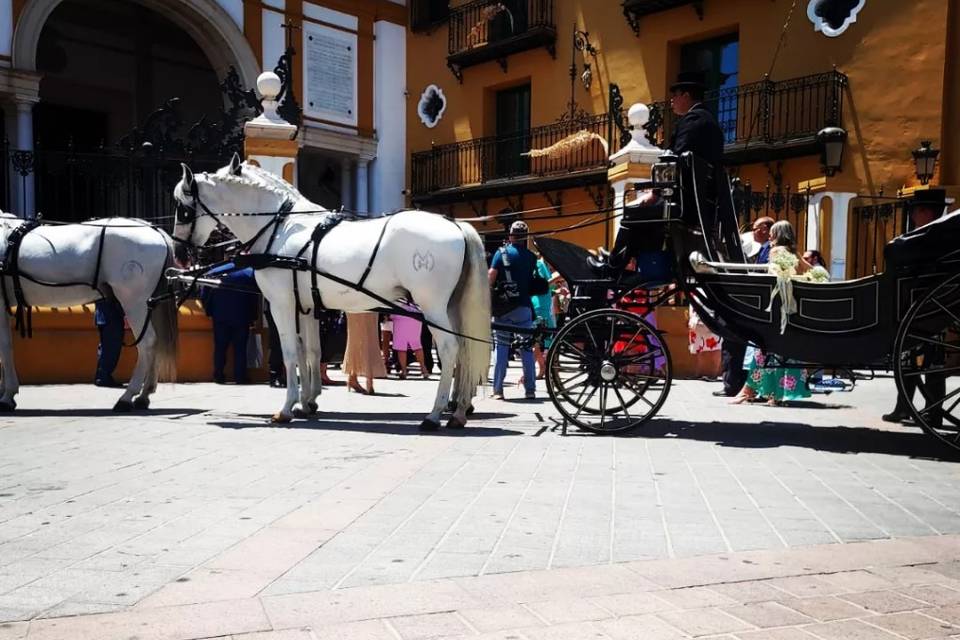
[292,406,315,419]
[0,400,16,412]
[113,400,134,413]
[445,416,466,430]
[308,401,319,414]
[271,413,293,424]
[419,419,441,432]
[466,404,475,416]
[133,397,150,411]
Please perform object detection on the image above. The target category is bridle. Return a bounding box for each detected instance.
[174,173,295,259]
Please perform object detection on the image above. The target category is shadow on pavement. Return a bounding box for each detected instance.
[7,408,206,418]
[215,411,526,436]
[560,418,960,461]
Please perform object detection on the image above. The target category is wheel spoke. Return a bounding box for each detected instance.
[573,384,599,422]
[583,320,600,351]
[598,383,608,430]
[612,384,633,423]
[918,384,960,414]
[618,327,645,356]
[557,341,590,360]
[903,365,960,378]
[557,370,590,389]
[931,298,960,329]
[907,333,960,352]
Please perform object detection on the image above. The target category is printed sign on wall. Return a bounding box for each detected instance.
[303,22,358,126]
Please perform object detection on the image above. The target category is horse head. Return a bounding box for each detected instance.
[173,152,305,255]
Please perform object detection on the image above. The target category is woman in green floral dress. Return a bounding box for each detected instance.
[732,221,815,406]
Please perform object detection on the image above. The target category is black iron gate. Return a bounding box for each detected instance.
[1,66,262,225]
[849,196,908,278]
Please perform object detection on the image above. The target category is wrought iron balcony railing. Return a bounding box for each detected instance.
[447,0,556,82]
[644,70,848,164]
[411,113,615,200]
[622,0,703,36]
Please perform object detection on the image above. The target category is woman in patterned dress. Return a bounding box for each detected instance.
[732,221,813,406]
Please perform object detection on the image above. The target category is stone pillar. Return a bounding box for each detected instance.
[356,159,369,215]
[340,157,353,211]
[606,103,664,245]
[805,192,827,251]
[826,191,857,280]
[243,72,298,185]
[13,99,36,218]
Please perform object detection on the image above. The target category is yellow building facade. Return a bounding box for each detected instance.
[405,0,958,279]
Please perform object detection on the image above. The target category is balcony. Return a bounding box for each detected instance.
[645,70,848,165]
[411,113,615,205]
[622,0,703,36]
[447,0,556,82]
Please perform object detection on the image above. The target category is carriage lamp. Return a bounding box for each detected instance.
[652,152,679,188]
[817,126,847,176]
[912,140,940,185]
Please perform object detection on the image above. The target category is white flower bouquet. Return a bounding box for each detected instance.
[801,265,830,283]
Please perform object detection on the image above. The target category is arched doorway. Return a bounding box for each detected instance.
[5,0,259,221]
[34,0,223,150]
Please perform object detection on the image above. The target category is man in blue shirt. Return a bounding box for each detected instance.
[488,220,537,399]
[94,298,125,387]
[201,264,259,384]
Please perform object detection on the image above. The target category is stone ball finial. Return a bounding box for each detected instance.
[627,103,650,130]
[257,72,282,101]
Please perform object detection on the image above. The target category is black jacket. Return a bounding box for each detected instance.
[669,103,725,169]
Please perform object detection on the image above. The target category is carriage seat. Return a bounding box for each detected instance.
[884,210,960,269]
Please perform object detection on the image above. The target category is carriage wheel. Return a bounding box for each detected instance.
[893,272,960,450]
[545,308,672,434]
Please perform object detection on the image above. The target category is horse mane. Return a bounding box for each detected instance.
[210,163,305,203]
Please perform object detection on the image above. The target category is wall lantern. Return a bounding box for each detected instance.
[817,126,847,176]
[912,140,939,185]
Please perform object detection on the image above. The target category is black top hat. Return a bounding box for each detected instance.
[907,188,946,212]
[670,70,707,94]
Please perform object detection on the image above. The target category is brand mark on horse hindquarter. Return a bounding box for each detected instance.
[122,260,144,279]
[412,251,435,272]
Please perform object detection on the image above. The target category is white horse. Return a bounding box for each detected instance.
[172,156,490,430]
[0,213,178,411]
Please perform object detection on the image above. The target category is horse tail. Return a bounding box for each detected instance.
[452,221,491,403]
[152,236,179,382]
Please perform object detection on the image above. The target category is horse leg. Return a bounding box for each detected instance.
[294,319,320,418]
[114,304,153,412]
[0,317,18,411]
[135,350,158,410]
[271,302,301,424]
[420,310,460,431]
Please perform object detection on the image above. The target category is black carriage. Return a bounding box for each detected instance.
[537,152,960,450]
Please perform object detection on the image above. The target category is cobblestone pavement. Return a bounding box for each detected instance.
[1,369,960,638]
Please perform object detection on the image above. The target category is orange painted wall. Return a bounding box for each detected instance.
[407,0,954,247]
[12,302,269,385]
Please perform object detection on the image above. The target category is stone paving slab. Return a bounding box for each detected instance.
[0,372,959,632]
[12,534,960,639]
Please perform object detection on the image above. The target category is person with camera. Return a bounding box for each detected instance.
[488,220,547,400]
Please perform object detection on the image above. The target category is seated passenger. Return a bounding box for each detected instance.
[731,221,815,406]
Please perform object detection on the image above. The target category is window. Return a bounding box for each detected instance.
[411,0,449,32]
[494,84,531,179]
[680,34,739,143]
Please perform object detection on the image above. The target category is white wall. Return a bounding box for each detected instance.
[370,20,406,215]
[262,0,286,73]
[216,0,244,30]
[0,0,12,61]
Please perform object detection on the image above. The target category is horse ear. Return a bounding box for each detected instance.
[181,163,195,188]
[230,152,243,176]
